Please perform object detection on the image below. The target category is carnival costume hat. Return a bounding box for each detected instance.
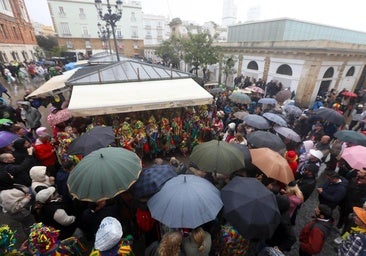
[27,223,60,254]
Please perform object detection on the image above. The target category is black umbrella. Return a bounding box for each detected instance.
[247,130,286,152]
[314,107,345,126]
[67,126,115,156]
[221,176,281,239]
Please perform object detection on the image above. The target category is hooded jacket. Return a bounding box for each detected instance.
[20,101,41,129]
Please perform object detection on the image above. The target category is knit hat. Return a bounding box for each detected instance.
[36,127,49,137]
[285,150,297,162]
[354,207,366,225]
[29,166,47,182]
[309,149,323,160]
[94,217,123,252]
[36,187,56,203]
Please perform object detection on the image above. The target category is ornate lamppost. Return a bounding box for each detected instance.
[97,22,112,54]
[95,0,122,61]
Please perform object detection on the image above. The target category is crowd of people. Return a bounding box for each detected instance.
[1,74,366,255]
[0,60,65,86]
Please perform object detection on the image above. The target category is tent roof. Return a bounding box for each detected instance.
[68,78,213,117]
[26,68,81,98]
[66,59,194,85]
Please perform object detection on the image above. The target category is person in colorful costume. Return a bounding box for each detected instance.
[170,116,182,150]
[134,120,149,159]
[146,115,160,159]
[213,223,251,256]
[189,115,201,151]
[20,222,85,256]
[120,121,135,152]
[160,117,175,156]
[0,225,18,256]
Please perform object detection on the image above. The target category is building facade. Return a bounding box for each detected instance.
[0,0,38,63]
[47,0,144,58]
[214,19,366,107]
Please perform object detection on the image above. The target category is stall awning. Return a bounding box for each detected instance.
[68,78,213,116]
[26,68,80,98]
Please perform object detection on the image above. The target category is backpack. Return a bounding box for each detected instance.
[135,208,155,233]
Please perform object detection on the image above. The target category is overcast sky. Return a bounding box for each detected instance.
[25,0,366,32]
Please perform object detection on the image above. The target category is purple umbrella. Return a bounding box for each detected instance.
[0,131,19,148]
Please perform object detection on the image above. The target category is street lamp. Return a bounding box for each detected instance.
[97,22,112,54]
[95,0,123,61]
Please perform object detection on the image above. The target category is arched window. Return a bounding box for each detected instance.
[346,66,355,77]
[247,61,258,70]
[276,64,292,76]
[323,67,334,78]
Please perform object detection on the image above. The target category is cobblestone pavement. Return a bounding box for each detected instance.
[1,79,341,255]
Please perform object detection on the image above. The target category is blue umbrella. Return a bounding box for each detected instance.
[131,164,177,198]
[243,114,270,130]
[263,112,287,127]
[0,131,19,148]
[147,174,223,228]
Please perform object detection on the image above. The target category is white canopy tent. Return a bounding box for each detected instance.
[26,68,81,98]
[68,78,213,116]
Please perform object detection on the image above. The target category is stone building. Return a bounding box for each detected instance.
[0,0,38,63]
[221,18,366,107]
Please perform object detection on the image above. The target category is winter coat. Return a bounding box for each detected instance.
[12,138,29,164]
[0,185,31,214]
[20,101,41,129]
[0,155,36,186]
[319,177,348,209]
[34,139,57,167]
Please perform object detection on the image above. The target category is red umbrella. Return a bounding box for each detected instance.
[341,91,358,98]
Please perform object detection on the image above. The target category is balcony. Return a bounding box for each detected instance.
[145,25,151,30]
[58,13,66,18]
[79,14,86,19]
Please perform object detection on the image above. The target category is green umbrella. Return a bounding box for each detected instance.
[189,140,245,175]
[67,147,141,202]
